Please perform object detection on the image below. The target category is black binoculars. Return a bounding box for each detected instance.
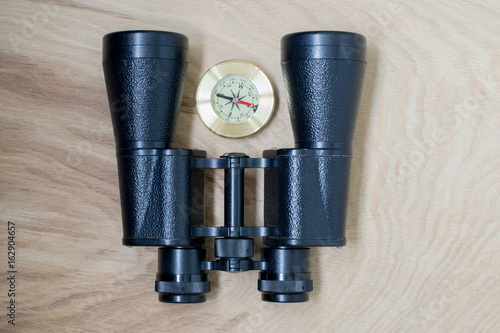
[103,30,366,303]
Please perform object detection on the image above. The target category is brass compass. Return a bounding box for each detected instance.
[196,60,275,138]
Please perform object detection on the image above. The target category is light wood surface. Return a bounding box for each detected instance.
[1,1,499,332]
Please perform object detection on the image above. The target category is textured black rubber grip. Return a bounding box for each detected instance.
[281,31,366,149]
[103,30,188,149]
[263,149,351,247]
[116,150,205,246]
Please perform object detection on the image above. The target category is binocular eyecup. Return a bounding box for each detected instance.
[103,30,366,302]
[155,247,209,303]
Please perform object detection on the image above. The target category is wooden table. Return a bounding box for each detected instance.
[1,1,499,332]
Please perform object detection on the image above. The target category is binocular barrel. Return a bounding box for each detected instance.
[103,31,205,247]
[103,30,188,149]
[282,31,366,150]
[103,30,366,303]
[263,31,366,247]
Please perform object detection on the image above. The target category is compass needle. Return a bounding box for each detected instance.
[217,93,233,101]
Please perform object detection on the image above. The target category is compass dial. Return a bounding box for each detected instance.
[196,60,274,138]
[211,75,259,124]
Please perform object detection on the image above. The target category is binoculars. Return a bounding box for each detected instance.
[103,30,366,303]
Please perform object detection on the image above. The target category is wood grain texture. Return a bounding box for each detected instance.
[1,1,499,332]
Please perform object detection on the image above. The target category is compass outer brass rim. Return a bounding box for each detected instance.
[196,59,275,138]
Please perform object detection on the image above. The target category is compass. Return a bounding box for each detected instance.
[196,60,275,138]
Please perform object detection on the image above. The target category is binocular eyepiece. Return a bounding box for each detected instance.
[103,30,366,302]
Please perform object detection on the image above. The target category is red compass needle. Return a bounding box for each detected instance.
[236,99,254,108]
